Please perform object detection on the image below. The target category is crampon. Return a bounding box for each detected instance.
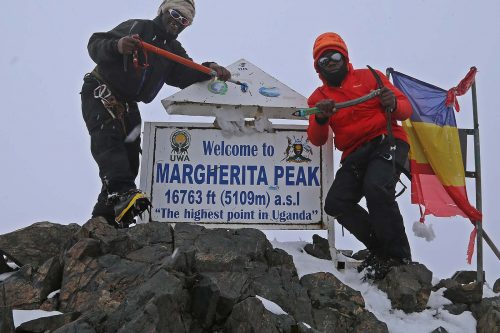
[112,190,152,228]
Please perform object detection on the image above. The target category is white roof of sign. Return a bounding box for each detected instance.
[161,59,308,119]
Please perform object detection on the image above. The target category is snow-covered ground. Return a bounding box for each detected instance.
[271,240,499,333]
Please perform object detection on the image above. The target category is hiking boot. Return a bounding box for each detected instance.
[356,252,376,273]
[112,190,151,228]
[359,255,411,281]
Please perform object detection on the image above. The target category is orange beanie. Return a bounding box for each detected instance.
[313,32,348,62]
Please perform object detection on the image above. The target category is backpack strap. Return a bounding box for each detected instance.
[367,65,397,175]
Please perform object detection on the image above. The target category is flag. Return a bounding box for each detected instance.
[389,68,482,263]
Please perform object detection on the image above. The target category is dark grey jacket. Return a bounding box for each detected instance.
[88,16,211,103]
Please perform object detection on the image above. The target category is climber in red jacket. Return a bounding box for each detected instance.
[307,32,413,279]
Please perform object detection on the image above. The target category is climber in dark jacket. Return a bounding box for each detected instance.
[81,0,230,227]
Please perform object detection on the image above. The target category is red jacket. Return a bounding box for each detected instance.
[307,63,412,160]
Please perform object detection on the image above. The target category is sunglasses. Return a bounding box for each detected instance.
[168,9,190,26]
[318,53,343,67]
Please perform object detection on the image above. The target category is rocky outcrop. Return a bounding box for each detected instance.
[304,234,331,260]
[433,270,483,305]
[1,220,497,332]
[301,272,388,332]
[433,270,499,333]
[0,222,80,268]
[0,219,389,332]
[470,297,500,333]
[375,263,433,313]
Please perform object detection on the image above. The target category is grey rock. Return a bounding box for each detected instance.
[443,303,468,315]
[301,272,388,333]
[126,221,174,248]
[443,281,483,305]
[33,256,63,301]
[266,247,295,267]
[68,218,141,257]
[301,272,365,312]
[0,307,14,333]
[470,297,500,333]
[125,244,173,264]
[376,263,433,313]
[224,296,296,333]
[304,234,331,260]
[0,254,13,274]
[54,321,96,333]
[296,321,321,333]
[168,246,197,274]
[102,270,189,333]
[16,312,80,333]
[350,311,389,333]
[434,271,484,305]
[0,222,80,268]
[193,227,272,273]
[203,271,251,320]
[59,253,151,313]
[40,293,59,312]
[251,265,313,325]
[2,256,62,309]
[0,286,15,333]
[451,270,484,284]
[173,223,206,251]
[351,248,370,261]
[432,278,456,292]
[65,238,101,260]
[494,278,500,293]
[190,274,220,328]
[2,265,40,309]
[52,311,105,333]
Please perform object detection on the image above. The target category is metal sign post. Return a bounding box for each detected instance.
[471,81,484,284]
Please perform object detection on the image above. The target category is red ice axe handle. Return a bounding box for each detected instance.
[139,40,216,76]
[138,39,249,92]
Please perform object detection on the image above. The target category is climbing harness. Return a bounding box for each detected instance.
[90,71,130,134]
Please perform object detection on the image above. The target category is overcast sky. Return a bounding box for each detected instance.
[1,1,498,282]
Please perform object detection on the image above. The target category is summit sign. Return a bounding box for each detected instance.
[140,124,332,228]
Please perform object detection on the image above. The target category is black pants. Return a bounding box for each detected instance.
[324,137,411,260]
[81,75,142,222]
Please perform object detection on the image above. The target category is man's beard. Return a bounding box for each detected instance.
[320,64,347,87]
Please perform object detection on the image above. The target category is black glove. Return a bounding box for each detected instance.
[380,87,397,111]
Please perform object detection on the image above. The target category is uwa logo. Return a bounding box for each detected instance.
[170,130,191,161]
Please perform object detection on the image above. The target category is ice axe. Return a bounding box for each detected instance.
[136,38,249,92]
[292,89,382,117]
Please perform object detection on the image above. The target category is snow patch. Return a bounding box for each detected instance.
[13,310,63,327]
[214,108,272,136]
[0,271,16,282]
[412,221,436,242]
[47,289,60,299]
[256,295,288,315]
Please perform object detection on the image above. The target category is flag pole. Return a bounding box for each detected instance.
[471,78,484,284]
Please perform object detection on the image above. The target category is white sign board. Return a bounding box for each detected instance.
[140,122,333,229]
